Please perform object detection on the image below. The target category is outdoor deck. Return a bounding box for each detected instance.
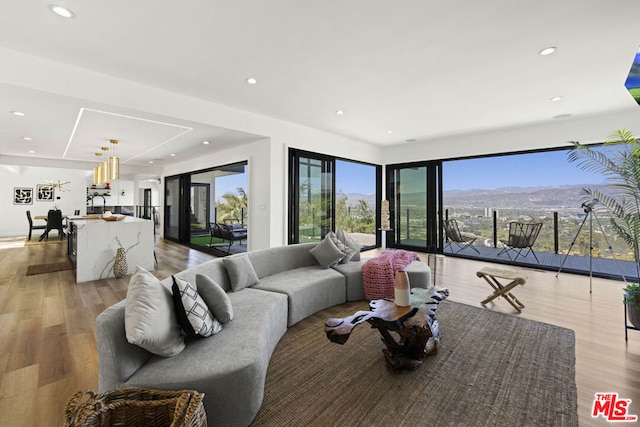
[442,244,639,283]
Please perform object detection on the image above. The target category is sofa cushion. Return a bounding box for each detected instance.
[125,266,185,357]
[309,235,346,268]
[224,255,259,291]
[196,274,234,323]
[332,260,367,301]
[336,228,361,263]
[252,266,346,325]
[172,276,222,338]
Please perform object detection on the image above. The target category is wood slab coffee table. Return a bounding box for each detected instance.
[325,286,449,370]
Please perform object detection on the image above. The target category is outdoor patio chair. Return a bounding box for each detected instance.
[498,221,543,263]
[443,219,480,254]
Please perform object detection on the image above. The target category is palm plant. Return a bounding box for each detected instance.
[217,187,248,224]
[567,129,640,279]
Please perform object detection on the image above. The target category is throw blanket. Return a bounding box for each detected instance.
[362,250,420,300]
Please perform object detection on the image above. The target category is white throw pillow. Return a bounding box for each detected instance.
[125,266,185,357]
[172,276,222,337]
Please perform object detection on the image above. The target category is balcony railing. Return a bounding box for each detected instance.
[396,207,639,282]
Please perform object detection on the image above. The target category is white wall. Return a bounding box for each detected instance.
[382,108,640,163]
[0,165,89,237]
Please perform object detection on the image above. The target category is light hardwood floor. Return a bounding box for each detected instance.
[0,238,638,426]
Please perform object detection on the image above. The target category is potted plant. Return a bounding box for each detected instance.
[623,283,640,328]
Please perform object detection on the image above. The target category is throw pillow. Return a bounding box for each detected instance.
[223,255,259,291]
[125,266,185,357]
[337,228,362,263]
[326,231,353,264]
[172,276,222,338]
[196,274,234,323]
[310,235,346,268]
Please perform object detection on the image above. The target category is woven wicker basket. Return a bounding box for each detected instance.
[63,387,207,427]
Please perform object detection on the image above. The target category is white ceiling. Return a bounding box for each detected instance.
[1,0,639,170]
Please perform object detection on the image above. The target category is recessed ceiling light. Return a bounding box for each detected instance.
[28,150,36,154]
[539,47,557,56]
[21,137,32,141]
[148,160,154,164]
[386,130,393,134]
[550,96,563,102]
[170,153,176,157]
[49,4,75,18]
[11,111,26,116]
[246,78,257,85]
[203,140,210,145]
[336,110,344,115]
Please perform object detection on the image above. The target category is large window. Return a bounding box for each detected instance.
[289,149,381,250]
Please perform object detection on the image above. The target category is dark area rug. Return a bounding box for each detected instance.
[250,300,578,427]
[26,260,74,276]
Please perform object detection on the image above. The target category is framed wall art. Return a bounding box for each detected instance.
[14,187,33,205]
[37,184,55,201]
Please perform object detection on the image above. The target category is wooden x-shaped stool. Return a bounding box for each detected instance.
[476,267,527,313]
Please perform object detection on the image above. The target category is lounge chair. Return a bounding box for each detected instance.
[443,219,480,254]
[498,221,543,263]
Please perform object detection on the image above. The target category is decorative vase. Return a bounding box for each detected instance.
[114,247,128,279]
[394,270,411,307]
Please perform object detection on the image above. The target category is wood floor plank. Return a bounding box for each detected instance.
[38,324,72,387]
[0,364,39,426]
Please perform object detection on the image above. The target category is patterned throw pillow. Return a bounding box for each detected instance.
[337,228,362,263]
[172,276,222,338]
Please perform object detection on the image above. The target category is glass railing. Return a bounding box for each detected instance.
[443,207,634,261]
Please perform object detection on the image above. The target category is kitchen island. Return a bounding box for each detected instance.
[68,215,154,283]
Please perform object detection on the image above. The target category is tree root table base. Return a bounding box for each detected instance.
[325,286,449,371]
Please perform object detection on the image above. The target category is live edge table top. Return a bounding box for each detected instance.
[325,286,449,370]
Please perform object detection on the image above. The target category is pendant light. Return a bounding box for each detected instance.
[109,139,120,180]
[101,147,109,184]
[93,152,103,185]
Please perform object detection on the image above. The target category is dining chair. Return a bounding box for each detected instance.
[42,209,65,241]
[26,210,47,241]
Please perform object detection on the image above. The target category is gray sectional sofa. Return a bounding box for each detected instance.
[95,242,431,427]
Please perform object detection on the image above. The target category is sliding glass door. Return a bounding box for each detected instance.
[289,149,381,249]
[387,161,442,253]
[164,161,248,254]
[291,153,334,243]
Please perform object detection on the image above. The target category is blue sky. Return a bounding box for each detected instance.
[443,149,605,191]
[215,173,247,202]
[336,160,377,194]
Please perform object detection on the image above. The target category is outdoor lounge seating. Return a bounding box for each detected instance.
[443,219,480,254]
[209,222,247,253]
[498,221,543,263]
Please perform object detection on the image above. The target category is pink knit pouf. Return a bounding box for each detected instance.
[362,250,420,300]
